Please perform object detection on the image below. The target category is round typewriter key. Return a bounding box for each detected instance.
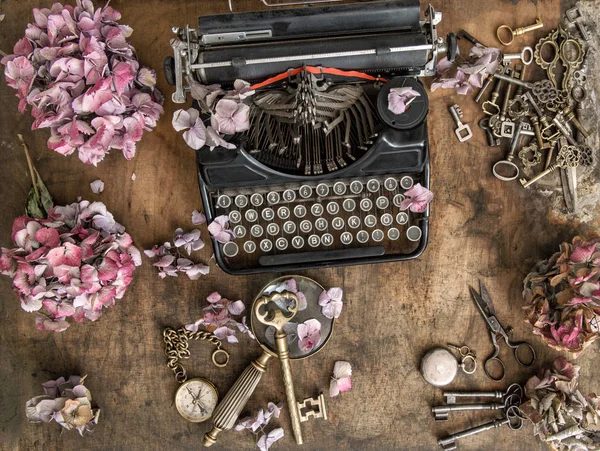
[316,183,329,197]
[407,225,422,242]
[299,185,313,199]
[342,198,356,212]
[376,196,390,209]
[348,216,361,229]
[222,242,239,258]
[396,212,409,225]
[400,176,414,190]
[275,237,288,251]
[229,210,242,223]
[332,217,344,230]
[356,230,369,243]
[300,220,312,233]
[350,180,363,195]
[251,224,264,238]
[311,203,324,217]
[360,198,373,212]
[250,193,264,207]
[292,236,305,249]
[277,206,290,220]
[217,195,231,208]
[282,189,296,203]
[262,208,275,221]
[233,225,246,239]
[266,223,280,236]
[267,191,280,205]
[315,218,328,232]
[372,229,384,242]
[322,233,334,247]
[384,177,398,191]
[381,213,394,227]
[333,182,347,196]
[340,231,353,245]
[260,239,273,252]
[245,209,258,222]
[393,193,406,208]
[308,234,321,247]
[244,241,256,254]
[388,228,400,241]
[364,215,377,228]
[283,221,296,234]
[294,204,307,218]
[326,202,339,216]
[366,179,380,193]
[235,195,248,208]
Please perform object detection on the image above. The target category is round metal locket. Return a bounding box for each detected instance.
[420,348,458,387]
[175,378,219,423]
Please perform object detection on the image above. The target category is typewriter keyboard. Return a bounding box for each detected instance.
[210,174,427,271]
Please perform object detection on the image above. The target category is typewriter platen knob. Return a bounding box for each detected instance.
[446,32,458,62]
[164,56,176,86]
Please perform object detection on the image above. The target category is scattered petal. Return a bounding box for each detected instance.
[330,361,352,397]
[90,179,104,194]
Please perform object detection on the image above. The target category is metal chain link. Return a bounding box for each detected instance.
[163,327,224,384]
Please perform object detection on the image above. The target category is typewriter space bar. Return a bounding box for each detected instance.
[259,246,385,267]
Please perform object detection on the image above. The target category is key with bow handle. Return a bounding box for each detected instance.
[497,18,543,46]
[520,144,580,188]
[444,383,523,405]
[434,385,522,421]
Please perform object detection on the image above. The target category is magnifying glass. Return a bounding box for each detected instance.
[203,275,334,447]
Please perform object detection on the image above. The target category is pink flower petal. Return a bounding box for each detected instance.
[192,210,206,225]
[297,318,322,353]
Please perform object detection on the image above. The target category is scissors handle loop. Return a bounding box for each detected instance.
[483,356,505,382]
[511,341,536,367]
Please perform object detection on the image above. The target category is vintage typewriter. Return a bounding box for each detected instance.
[165,0,456,274]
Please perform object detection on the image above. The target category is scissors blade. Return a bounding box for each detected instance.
[470,286,491,321]
[479,281,497,316]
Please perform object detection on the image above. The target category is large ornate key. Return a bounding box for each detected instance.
[520,145,580,188]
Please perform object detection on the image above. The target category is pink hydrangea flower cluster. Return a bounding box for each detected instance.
[0,200,142,332]
[1,0,164,165]
[523,236,600,356]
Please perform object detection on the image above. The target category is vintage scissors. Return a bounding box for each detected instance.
[470,281,536,381]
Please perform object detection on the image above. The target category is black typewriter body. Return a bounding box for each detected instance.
[166,0,454,274]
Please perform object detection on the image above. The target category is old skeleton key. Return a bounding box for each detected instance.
[496,18,543,46]
[520,144,580,188]
[449,105,472,142]
[492,120,526,181]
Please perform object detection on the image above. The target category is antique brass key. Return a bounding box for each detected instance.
[497,18,543,46]
[520,144,580,188]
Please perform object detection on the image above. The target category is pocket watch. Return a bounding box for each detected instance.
[163,327,229,423]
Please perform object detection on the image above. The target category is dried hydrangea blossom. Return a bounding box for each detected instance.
[0,200,141,332]
[387,87,420,115]
[235,402,285,451]
[330,361,352,398]
[297,318,322,353]
[26,375,100,436]
[400,183,433,213]
[207,215,235,244]
[184,291,254,342]
[1,1,164,165]
[521,357,600,450]
[523,236,600,356]
[319,287,344,319]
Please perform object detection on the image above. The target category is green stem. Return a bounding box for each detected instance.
[18,134,40,202]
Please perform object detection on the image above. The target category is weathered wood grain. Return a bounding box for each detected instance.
[0,0,598,450]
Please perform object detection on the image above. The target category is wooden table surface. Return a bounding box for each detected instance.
[1,0,598,450]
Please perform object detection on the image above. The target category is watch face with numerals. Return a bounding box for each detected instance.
[175,378,218,423]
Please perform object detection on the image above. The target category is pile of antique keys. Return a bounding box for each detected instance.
[475,9,593,211]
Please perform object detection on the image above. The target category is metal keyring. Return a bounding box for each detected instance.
[496,25,515,46]
[211,349,230,368]
[492,160,520,181]
[460,354,477,375]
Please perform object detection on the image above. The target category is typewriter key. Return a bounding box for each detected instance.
[235,195,248,208]
[393,194,406,208]
[388,228,400,240]
[348,216,360,229]
[282,189,296,202]
[267,191,280,205]
[372,229,384,242]
[251,224,264,238]
[308,235,320,247]
[229,210,242,223]
[300,220,312,233]
[275,237,288,251]
[299,185,312,199]
[326,202,339,215]
[267,223,280,236]
[291,236,304,249]
[364,215,377,228]
[262,208,275,221]
[233,225,246,238]
[396,212,409,225]
[381,213,393,227]
[356,230,369,243]
[400,176,414,190]
[340,232,353,245]
[332,217,344,230]
[222,242,239,258]
[250,193,264,207]
[342,198,356,212]
[245,209,258,222]
[360,198,373,212]
[283,221,296,234]
[260,239,273,252]
[406,226,422,242]
[316,183,329,197]
[376,196,389,209]
[333,182,347,196]
[311,204,324,216]
[367,179,380,193]
[350,180,363,194]
[322,233,334,247]
[277,207,290,220]
[217,195,231,208]
[294,205,307,218]
[384,177,398,191]
[315,218,328,232]
[243,241,256,254]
